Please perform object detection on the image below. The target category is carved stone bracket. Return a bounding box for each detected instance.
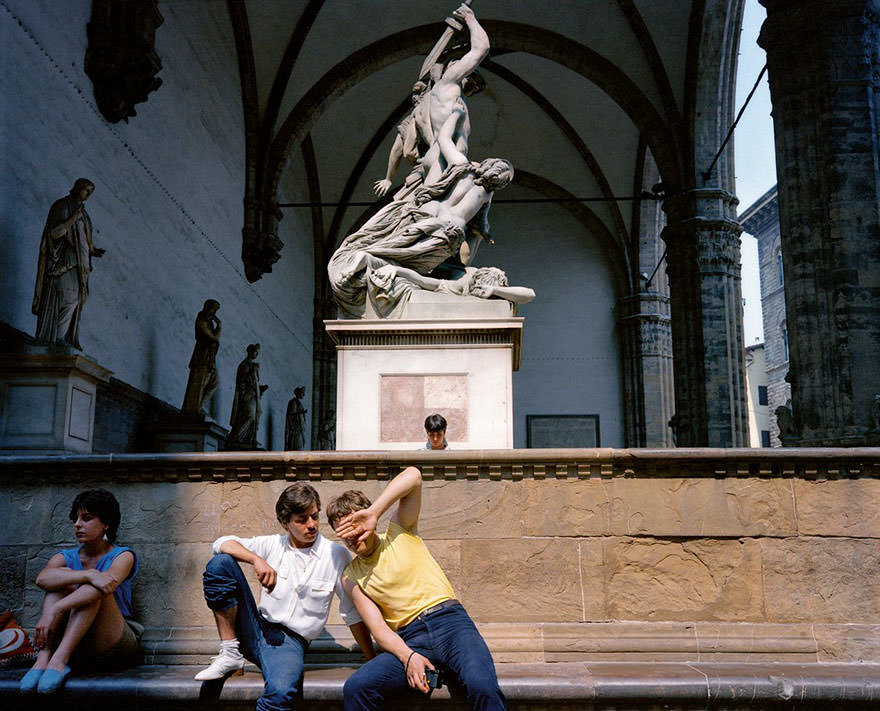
[242,203,284,282]
[241,227,283,283]
[84,0,164,123]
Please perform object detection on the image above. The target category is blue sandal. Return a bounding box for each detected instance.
[37,666,70,694]
[18,668,44,694]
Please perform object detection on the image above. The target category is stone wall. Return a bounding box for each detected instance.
[1,449,878,664]
[0,0,315,450]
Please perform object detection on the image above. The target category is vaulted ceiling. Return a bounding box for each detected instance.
[228,0,744,290]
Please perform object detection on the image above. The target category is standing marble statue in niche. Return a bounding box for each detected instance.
[228,343,268,448]
[32,179,105,349]
[181,299,221,418]
[285,386,307,450]
[318,410,336,451]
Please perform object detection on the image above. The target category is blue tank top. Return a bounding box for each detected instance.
[60,545,137,618]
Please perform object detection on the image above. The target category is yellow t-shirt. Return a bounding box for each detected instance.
[344,521,455,631]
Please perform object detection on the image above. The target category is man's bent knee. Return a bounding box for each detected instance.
[204,553,237,575]
[202,554,243,610]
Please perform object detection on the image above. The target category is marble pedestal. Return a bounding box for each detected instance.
[326,292,523,450]
[152,417,228,453]
[0,349,113,454]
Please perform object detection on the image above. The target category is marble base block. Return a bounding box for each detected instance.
[326,298,524,450]
[153,417,229,452]
[0,349,113,454]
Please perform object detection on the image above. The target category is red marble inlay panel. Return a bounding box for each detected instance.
[380,374,467,442]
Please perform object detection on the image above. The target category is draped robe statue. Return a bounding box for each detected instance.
[32,179,104,348]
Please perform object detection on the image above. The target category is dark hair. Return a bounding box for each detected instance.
[69,489,121,543]
[326,490,373,529]
[424,413,447,433]
[276,482,320,525]
[462,71,486,96]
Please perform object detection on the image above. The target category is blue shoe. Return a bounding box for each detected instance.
[36,666,70,694]
[19,668,44,694]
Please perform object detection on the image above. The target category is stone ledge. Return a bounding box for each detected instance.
[1,448,879,483]
[1,662,879,710]
[138,622,880,665]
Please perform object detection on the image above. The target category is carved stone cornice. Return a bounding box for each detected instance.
[2,449,879,483]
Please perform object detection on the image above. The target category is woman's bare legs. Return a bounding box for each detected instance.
[30,590,68,671]
[37,589,126,671]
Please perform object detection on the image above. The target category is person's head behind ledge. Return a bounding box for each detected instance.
[424,413,447,433]
[425,413,447,450]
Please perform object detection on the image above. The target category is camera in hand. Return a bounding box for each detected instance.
[425,668,443,689]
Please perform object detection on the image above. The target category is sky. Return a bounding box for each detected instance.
[734,0,776,345]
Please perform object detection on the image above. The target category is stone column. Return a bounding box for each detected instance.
[662,190,748,447]
[311,296,337,450]
[759,0,880,445]
[617,292,675,447]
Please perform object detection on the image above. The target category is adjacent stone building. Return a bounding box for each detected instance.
[744,342,772,447]
[741,186,790,446]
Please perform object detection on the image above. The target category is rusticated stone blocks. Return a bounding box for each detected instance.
[2,457,879,663]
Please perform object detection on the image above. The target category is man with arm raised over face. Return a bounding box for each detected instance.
[328,468,505,711]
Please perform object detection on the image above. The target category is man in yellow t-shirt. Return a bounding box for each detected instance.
[328,467,505,710]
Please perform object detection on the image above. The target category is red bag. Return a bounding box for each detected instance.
[0,611,37,667]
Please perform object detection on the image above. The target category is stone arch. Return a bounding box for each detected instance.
[262,20,684,225]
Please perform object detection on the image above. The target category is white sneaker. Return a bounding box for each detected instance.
[194,652,245,680]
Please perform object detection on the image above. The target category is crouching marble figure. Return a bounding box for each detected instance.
[368,263,534,319]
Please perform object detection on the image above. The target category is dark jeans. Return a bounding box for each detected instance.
[343,602,506,711]
[203,554,309,711]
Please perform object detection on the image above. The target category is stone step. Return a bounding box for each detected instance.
[2,662,879,710]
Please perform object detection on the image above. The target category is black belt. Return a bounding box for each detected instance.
[415,599,459,621]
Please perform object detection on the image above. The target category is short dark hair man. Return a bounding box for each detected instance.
[328,467,505,710]
[196,482,374,711]
[424,413,448,450]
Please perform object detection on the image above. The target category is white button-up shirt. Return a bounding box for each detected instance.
[212,531,360,641]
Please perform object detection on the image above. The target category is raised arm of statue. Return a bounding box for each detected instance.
[440,5,489,86]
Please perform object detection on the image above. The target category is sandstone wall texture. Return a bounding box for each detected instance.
[2,451,878,663]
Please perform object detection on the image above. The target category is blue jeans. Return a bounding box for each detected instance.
[203,554,309,711]
[343,602,506,711]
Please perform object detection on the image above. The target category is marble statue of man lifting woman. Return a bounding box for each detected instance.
[328,106,513,318]
[375,3,489,198]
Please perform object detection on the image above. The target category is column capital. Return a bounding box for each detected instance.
[662,188,739,225]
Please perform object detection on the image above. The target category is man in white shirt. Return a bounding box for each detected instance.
[196,482,375,711]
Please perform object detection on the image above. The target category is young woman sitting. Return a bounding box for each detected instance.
[19,489,140,694]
